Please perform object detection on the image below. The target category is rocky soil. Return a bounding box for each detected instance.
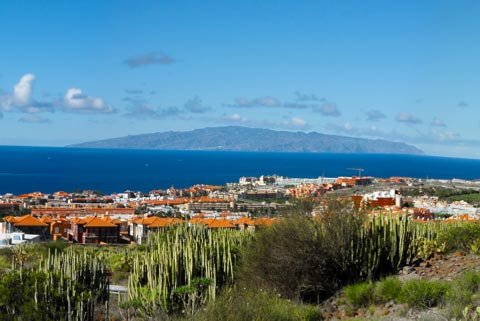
[321,252,480,321]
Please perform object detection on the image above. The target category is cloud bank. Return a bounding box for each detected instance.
[62,88,114,113]
[0,74,114,122]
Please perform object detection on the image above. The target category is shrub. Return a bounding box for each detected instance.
[399,279,449,308]
[374,276,402,303]
[239,199,434,304]
[455,272,480,294]
[437,222,480,253]
[239,203,373,303]
[193,287,323,321]
[239,213,336,302]
[444,272,480,319]
[344,282,375,308]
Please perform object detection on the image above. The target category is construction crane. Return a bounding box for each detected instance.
[347,168,364,178]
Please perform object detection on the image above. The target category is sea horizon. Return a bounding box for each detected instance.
[1,145,480,195]
[4,142,480,160]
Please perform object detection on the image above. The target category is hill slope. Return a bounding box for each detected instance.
[68,126,424,154]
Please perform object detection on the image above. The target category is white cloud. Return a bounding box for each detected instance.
[63,88,114,113]
[223,113,247,122]
[1,74,112,115]
[13,73,35,106]
[0,73,54,113]
[291,117,307,128]
[1,73,35,111]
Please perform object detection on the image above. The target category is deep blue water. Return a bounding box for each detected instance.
[0,146,480,194]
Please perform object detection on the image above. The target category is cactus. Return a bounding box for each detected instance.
[122,224,252,317]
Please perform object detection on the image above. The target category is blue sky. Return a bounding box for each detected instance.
[1,1,480,158]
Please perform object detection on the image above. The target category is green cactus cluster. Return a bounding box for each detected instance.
[2,246,109,321]
[122,224,253,317]
[350,212,440,278]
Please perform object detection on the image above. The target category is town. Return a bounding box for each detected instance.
[2,174,480,246]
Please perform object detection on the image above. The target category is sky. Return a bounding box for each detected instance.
[1,1,480,158]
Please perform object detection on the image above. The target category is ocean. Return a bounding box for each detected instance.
[0,145,480,195]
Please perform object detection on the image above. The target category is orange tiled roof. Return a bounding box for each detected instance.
[103,216,122,224]
[188,217,204,224]
[254,217,275,227]
[40,216,54,224]
[79,216,96,224]
[147,198,190,206]
[444,214,480,222]
[54,191,70,197]
[234,217,255,225]
[148,217,184,228]
[130,216,156,225]
[197,196,231,203]
[200,218,216,225]
[128,216,140,224]
[3,215,16,223]
[84,217,117,228]
[13,215,48,227]
[207,219,235,229]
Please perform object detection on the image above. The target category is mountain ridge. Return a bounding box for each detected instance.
[67,126,424,155]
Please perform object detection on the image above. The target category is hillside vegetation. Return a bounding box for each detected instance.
[3,200,480,320]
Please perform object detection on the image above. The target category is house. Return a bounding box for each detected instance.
[0,203,20,217]
[0,232,41,246]
[3,215,50,240]
[68,216,120,244]
[31,207,135,217]
[205,219,235,229]
[129,216,183,244]
[49,218,71,240]
[233,217,256,231]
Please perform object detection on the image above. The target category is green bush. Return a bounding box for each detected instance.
[239,201,374,303]
[374,276,402,303]
[344,277,402,308]
[437,222,480,253]
[239,214,336,302]
[455,272,480,294]
[344,282,375,308]
[193,288,323,321]
[444,272,480,319]
[239,199,436,304]
[399,279,449,308]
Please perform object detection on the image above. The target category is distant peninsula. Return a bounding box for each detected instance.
[68,126,424,155]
